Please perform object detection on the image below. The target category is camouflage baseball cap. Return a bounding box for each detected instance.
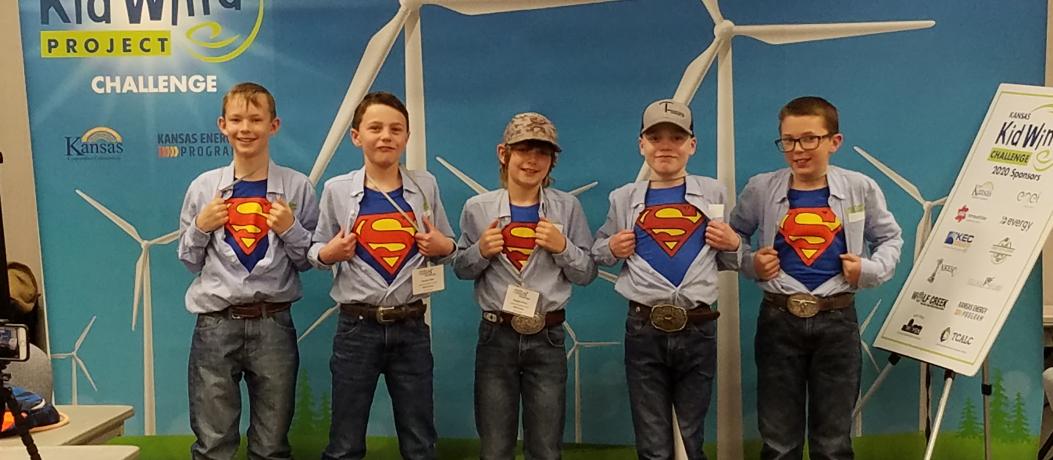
[502,112,561,152]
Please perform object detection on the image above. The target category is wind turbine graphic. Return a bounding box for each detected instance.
[75,190,181,435]
[564,321,619,443]
[852,145,947,432]
[854,299,883,437]
[627,3,933,456]
[51,315,98,405]
[308,0,619,183]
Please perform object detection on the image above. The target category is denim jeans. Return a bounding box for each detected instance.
[322,311,436,460]
[755,299,861,460]
[474,319,567,460]
[188,310,299,460]
[624,313,717,460]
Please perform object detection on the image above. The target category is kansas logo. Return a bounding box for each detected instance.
[636,204,706,256]
[66,126,124,159]
[225,198,269,255]
[354,211,417,277]
[502,223,537,271]
[778,208,842,265]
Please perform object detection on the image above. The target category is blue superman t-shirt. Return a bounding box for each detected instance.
[634,184,708,286]
[502,203,540,271]
[774,187,846,291]
[353,187,418,284]
[223,180,270,272]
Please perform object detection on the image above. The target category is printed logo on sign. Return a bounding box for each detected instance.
[900,317,923,336]
[940,327,951,342]
[157,132,232,159]
[954,204,986,223]
[967,276,1004,291]
[954,301,988,322]
[989,115,1053,180]
[999,215,1033,232]
[943,231,974,251]
[926,258,957,283]
[66,126,124,160]
[1016,190,1041,208]
[39,0,265,63]
[92,75,218,94]
[911,290,948,311]
[972,181,993,200]
[989,237,1015,264]
[937,326,972,352]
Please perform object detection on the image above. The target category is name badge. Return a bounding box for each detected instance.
[412,265,445,295]
[502,284,540,317]
[848,210,866,223]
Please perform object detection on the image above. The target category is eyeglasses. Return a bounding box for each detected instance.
[774,133,836,152]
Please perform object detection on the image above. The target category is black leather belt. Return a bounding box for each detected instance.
[340,300,426,324]
[629,301,719,332]
[207,302,292,320]
[763,292,855,318]
[482,310,565,335]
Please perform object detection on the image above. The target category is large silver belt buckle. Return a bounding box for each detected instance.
[787,294,820,318]
[511,313,545,335]
[375,306,397,325]
[649,304,688,332]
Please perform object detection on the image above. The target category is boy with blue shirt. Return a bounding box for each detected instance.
[309,92,456,460]
[178,82,319,460]
[453,112,597,459]
[729,96,902,460]
[592,99,742,459]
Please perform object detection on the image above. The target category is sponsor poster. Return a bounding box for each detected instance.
[874,83,1053,376]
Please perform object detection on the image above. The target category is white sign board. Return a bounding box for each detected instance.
[874,83,1053,376]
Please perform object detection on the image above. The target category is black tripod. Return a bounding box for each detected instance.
[1,357,41,460]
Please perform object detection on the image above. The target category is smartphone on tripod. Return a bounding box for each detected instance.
[0,323,29,362]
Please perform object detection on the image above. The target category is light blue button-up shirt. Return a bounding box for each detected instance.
[592,175,742,309]
[178,161,320,314]
[453,188,597,313]
[308,167,456,306]
[729,165,903,296]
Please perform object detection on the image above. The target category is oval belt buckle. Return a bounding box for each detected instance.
[649,304,688,332]
[787,293,820,318]
[511,313,545,335]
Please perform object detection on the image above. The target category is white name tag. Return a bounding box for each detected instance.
[708,204,725,219]
[502,284,540,317]
[412,265,445,295]
[848,211,866,223]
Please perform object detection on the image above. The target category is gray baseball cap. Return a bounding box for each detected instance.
[641,99,693,136]
[502,112,561,152]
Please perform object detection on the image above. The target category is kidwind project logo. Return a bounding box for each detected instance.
[987,105,1053,181]
[38,0,265,63]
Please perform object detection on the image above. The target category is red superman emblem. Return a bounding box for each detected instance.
[778,208,842,266]
[225,198,271,255]
[354,211,417,276]
[636,204,706,256]
[502,222,538,271]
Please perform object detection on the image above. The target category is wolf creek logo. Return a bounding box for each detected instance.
[66,126,123,160]
[39,0,265,63]
[157,132,232,159]
[911,290,948,311]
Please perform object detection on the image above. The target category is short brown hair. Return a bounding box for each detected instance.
[779,96,839,134]
[352,92,410,130]
[498,140,558,189]
[222,82,276,119]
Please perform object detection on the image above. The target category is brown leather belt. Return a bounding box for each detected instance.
[763,292,855,318]
[482,310,565,335]
[340,300,426,325]
[210,301,291,320]
[629,301,719,333]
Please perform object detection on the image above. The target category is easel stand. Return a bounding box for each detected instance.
[854,353,993,460]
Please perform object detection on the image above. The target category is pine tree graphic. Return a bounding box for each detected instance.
[1008,392,1031,441]
[957,397,982,438]
[989,369,1012,440]
[292,370,319,435]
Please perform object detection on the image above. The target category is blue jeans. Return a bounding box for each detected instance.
[322,312,436,460]
[474,319,567,460]
[624,313,717,460]
[755,300,861,460]
[188,310,299,460]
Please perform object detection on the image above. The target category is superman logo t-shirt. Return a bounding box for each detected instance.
[634,184,707,286]
[502,203,540,271]
[775,187,846,291]
[224,180,270,272]
[353,187,418,284]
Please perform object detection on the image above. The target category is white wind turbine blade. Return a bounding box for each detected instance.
[580,341,620,348]
[852,147,926,204]
[435,0,620,16]
[309,7,411,184]
[76,190,144,242]
[405,9,427,170]
[933,197,947,206]
[858,299,882,334]
[150,230,181,245]
[564,322,580,359]
[597,270,617,283]
[75,356,98,391]
[132,252,146,330]
[436,156,490,194]
[673,40,720,104]
[567,182,598,196]
[299,305,340,343]
[735,20,935,45]
[74,316,97,351]
[700,0,723,23]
